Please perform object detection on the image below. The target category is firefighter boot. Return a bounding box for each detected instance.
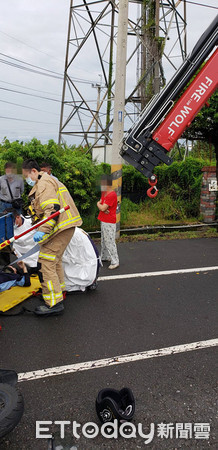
[34,301,64,316]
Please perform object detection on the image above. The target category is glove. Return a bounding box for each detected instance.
[33,231,45,242]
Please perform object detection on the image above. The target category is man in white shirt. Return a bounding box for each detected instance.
[12,211,41,279]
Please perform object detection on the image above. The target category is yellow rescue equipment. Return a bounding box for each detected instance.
[0,206,70,312]
[0,276,41,312]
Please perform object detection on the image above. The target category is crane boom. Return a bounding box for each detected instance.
[120,15,218,196]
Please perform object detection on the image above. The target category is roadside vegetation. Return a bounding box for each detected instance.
[0,138,216,231]
[112,227,218,243]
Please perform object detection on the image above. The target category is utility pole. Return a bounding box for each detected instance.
[111,0,129,237]
[105,2,115,146]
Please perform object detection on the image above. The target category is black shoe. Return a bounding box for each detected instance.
[87,280,98,291]
[65,289,86,295]
[34,302,64,316]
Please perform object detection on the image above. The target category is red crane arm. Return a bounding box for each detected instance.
[153,49,218,151]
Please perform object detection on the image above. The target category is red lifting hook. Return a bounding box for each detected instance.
[147,175,158,199]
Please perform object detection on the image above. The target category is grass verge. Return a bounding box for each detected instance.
[93,227,217,244]
[120,196,200,227]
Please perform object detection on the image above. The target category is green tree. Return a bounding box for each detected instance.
[0,138,101,215]
[183,90,218,177]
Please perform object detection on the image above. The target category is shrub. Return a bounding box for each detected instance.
[121,198,140,224]
[122,158,207,219]
[0,138,212,223]
[0,139,102,215]
[147,193,187,220]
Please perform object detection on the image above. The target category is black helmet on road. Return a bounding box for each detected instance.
[96,387,135,423]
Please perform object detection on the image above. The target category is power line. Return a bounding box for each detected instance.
[0,115,57,125]
[0,52,63,77]
[0,99,61,116]
[0,57,98,85]
[0,52,99,84]
[0,28,98,78]
[0,58,62,81]
[0,85,102,106]
[0,86,60,103]
[0,79,61,97]
[0,29,63,64]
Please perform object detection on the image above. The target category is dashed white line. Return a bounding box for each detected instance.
[18,338,218,383]
[98,266,218,281]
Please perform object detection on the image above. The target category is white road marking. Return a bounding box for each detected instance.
[18,339,218,383]
[98,266,218,281]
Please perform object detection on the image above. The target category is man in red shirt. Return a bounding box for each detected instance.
[97,175,119,269]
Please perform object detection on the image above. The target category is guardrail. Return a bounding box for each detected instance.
[88,222,218,238]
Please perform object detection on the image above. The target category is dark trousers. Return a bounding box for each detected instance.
[27,263,43,283]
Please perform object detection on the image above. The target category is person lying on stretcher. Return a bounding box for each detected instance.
[7,209,42,280]
[0,261,31,292]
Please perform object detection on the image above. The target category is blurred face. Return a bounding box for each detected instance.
[41,166,51,175]
[15,215,23,227]
[101,181,108,192]
[100,178,112,192]
[5,167,14,178]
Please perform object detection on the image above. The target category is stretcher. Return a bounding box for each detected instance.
[0,276,41,312]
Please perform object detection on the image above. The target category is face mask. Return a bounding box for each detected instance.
[14,224,19,229]
[26,177,35,187]
[101,185,107,192]
[7,173,13,179]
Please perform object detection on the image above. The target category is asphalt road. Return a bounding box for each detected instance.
[0,238,217,449]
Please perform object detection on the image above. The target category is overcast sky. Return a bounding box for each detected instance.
[0,0,217,146]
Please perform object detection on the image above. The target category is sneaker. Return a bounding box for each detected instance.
[34,301,64,316]
[108,263,119,270]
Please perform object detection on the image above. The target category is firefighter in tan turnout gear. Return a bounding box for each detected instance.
[22,159,82,316]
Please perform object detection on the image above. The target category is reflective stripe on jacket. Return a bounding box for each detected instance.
[29,172,82,242]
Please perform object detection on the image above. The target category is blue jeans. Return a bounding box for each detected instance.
[0,200,22,215]
[0,200,13,213]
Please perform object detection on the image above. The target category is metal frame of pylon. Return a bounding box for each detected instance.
[58,0,187,150]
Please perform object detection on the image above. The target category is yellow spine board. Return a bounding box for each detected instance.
[0,276,41,312]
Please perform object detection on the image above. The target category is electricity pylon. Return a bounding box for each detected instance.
[58,0,187,148]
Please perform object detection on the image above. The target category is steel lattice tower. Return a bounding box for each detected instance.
[59,0,187,152]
